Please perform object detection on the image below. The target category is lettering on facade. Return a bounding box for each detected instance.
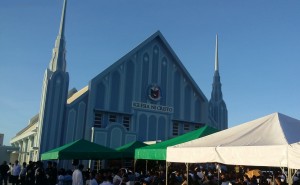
[132,101,173,113]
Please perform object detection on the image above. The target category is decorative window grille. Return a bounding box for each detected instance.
[123,116,130,131]
[109,114,117,123]
[184,123,190,132]
[173,122,179,136]
[94,112,102,128]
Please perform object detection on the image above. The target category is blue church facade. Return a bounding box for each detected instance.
[10,0,227,165]
[81,31,213,147]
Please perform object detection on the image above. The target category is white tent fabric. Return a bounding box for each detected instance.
[167,112,300,169]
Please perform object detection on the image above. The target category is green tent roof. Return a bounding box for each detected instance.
[41,139,121,160]
[116,141,148,158]
[135,125,218,160]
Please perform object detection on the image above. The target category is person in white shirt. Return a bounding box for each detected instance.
[89,172,98,185]
[220,173,232,185]
[100,175,113,185]
[11,160,21,185]
[72,163,84,185]
[113,170,122,185]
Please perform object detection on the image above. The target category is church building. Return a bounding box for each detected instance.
[10,0,227,164]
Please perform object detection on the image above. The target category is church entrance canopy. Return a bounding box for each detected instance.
[135,125,218,160]
[41,139,121,160]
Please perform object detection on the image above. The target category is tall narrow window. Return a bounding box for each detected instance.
[173,122,179,136]
[123,116,130,131]
[94,112,102,128]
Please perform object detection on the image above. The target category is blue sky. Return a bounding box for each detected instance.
[0,1,300,145]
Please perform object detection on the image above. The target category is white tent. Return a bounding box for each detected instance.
[167,112,300,169]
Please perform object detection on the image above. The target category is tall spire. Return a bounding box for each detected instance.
[36,0,70,159]
[214,34,219,72]
[49,0,67,72]
[209,34,228,130]
[58,0,67,38]
[211,33,221,99]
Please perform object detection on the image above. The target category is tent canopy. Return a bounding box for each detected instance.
[41,139,121,160]
[116,141,148,158]
[135,125,218,160]
[167,112,300,169]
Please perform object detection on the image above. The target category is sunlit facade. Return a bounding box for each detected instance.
[10,0,227,165]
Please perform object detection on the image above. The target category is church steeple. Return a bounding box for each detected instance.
[49,0,67,72]
[211,34,222,101]
[209,34,228,130]
[36,0,70,160]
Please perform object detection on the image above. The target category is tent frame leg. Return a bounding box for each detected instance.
[185,163,189,185]
[134,159,137,176]
[281,167,298,185]
[166,162,171,185]
[146,160,148,175]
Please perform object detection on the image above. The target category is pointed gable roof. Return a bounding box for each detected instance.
[90,31,208,101]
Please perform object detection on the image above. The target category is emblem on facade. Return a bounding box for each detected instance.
[148,84,161,101]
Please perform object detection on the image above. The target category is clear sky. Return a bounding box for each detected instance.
[0,0,300,146]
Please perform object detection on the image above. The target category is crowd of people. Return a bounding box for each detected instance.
[164,164,300,185]
[1,160,300,185]
[0,160,59,185]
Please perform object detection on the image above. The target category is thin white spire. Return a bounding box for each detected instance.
[215,34,219,72]
[49,0,67,72]
[58,0,67,37]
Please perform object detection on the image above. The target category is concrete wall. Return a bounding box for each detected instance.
[0,146,19,163]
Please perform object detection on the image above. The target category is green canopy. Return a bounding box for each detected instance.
[135,125,218,160]
[116,141,148,158]
[41,139,121,160]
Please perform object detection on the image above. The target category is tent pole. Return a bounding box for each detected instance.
[88,160,91,169]
[166,161,168,185]
[134,159,136,176]
[286,168,298,185]
[288,168,291,185]
[166,162,171,185]
[146,160,148,175]
[185,163,189,185]
[216,163,220,184]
